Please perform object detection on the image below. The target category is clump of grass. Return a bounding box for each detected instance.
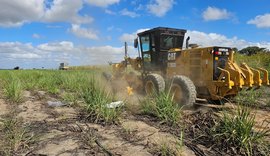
[141,91,181,126]
[212,106,270,155]
[81,77,121,124]
[150,134,184,156]
[234,89,263,107]
[0,116,35,155]
[62,92,80,106]
[3,78,23,103]
[158,143,175,156]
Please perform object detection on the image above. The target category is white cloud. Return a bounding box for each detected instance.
[119,28,150,43]
[43,0,93,24]
[0,42,44,66]
[247,13,270,28]
[120,8,140,18]
[120,28,270,50]
[186,30,270,50]
[105,9,116,15]
[10,53,41,59]
[1,34,270,69]
[0,0,44,27]
[32,34,41,39]
[46,25,63,29]
[85,0,120,7]
[82,45,137,64]
[147,0,174,17]
[120,33,136,43]
[69,24,99,40]
[107,26,122,32]
[0,0,94,27]
[202,6,231,21]
[38,41,75,52]
[107,26,114,31]
[0,41,134,69]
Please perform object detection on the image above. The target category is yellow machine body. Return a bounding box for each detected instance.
[110,27,269,101]
[166,47,269,100]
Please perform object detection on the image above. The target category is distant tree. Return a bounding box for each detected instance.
[239,46,268,56]
[14,66,20,70]
[232,47,238,53]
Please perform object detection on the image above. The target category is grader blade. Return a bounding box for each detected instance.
[234,62,269,88]
[240,63,254,88]
[257,68,269,85]
[224,61,245,88]
[249,67,262,87]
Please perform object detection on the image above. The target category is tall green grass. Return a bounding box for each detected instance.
[2,74,23,103]
[235,53,270,72]
[0,69,121,124]
[0,116,35,155]
[212,106,270,155]
[0,70,98,94]
[141,91,181,126]
[81,77,121,124]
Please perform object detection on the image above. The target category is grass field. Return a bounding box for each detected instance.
[0,53,269,155]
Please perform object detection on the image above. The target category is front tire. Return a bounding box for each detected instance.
[144,74,165,95]
[170,75,196,106]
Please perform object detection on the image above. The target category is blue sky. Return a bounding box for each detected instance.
[0,0,269,69]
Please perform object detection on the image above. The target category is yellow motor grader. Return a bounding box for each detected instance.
[110,27,269,106]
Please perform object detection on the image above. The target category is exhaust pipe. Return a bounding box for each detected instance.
[186,36,190,49]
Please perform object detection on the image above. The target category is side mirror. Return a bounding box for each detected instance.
[134,38,138,48]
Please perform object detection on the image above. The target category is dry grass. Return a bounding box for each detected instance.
[0,115,35,155]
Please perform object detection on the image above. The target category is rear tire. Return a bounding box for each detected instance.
[170,75,196,106]
[144,74,165,95]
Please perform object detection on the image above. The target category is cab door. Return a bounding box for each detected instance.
[140,34,158,71]
[140,35,151,69]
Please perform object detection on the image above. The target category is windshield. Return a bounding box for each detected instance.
[160,35,182,50]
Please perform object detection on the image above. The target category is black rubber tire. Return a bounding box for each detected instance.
[144,74,165,95]
[170,75,197,106]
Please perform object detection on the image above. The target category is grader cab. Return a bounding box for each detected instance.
[111,27,269,106]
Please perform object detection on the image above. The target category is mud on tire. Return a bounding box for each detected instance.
[170,75,197,106]
[144,74,165,95]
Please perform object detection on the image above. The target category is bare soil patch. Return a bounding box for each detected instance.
[0,99,8,116]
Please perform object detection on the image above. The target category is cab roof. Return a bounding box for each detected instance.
[137,27,187,36]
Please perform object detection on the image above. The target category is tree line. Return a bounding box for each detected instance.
[233,46,270,56]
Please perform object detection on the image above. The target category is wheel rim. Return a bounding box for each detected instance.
[171,84,183,104]
[145,81,155,95]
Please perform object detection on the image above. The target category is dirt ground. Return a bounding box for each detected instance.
[0,88,269,156]
[0,90,196,156]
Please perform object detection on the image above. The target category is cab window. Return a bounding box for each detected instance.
[160,35,182,50]
[141,35,150,52]
[161,35,173,49]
